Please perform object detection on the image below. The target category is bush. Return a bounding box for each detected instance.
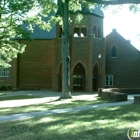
[0,85,7,90]
[5,84,12,90]
[0,81,12,91]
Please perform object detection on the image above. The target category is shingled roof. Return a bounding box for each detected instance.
[71,6,104,17]
[31,26,56,39]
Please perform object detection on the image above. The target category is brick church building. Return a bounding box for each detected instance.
[1,8,140,93]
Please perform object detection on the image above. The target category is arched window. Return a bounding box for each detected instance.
[93,26,97,38]
[81,26,86,37]
[111,46,117,58]
[98,27,101,38]
[74,26,86,37]
[74,26,80,37]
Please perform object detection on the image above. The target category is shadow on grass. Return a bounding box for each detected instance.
[0,104,140,140]
[0,97,109,115]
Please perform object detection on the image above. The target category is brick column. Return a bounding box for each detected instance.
[87,34,93,92]
[101,37,106,88]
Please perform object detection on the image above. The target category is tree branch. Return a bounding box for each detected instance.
[86,0,140,5]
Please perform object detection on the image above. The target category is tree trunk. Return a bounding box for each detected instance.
[60,0,72,99]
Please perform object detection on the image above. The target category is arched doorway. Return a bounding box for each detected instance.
[73,63,85,91]
[93,64,98,91]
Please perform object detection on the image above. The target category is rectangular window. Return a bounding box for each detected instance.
[105,75,113,86]
[0,67,9,77]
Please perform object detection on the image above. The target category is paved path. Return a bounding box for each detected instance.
[0,90,139,122]
[0,90,97,108]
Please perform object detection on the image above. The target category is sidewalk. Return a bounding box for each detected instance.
[0,91,138,122]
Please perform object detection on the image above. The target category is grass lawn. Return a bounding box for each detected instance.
[0,97,109,115]
[0,104,139,140]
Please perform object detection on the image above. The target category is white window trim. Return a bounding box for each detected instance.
[111,56,117,58]
[105,75,113,86]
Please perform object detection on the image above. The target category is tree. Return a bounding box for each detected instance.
[0,0,35,68]
[30,0,89,99]
[86,0,140,5]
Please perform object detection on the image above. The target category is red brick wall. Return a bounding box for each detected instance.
[106,31,140,88]
[18,39,54,89]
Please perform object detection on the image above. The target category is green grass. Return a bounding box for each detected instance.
[0,104,139,140]
[0,95,41,101]
[0,97,108,115]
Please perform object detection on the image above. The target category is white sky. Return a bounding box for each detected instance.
[103,4,140,50]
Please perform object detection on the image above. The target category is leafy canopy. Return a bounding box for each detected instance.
[0,0,35,67]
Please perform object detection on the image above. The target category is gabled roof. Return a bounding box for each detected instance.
[106,29,139,51]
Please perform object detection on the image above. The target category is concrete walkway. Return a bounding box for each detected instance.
[0,90,97,108]
[0,90,139,122]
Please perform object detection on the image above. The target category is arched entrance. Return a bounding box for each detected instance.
[73,63,85,91]
[93,64,98,91]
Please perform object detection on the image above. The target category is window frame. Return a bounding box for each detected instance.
[0,68,9,77]
[74,25,87,38]
[105,75,113,86]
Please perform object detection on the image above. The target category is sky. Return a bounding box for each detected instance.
[103,4,140,50]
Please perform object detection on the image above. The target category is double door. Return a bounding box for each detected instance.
[73,75,84,91]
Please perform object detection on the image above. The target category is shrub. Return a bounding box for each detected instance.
[5,84,12,90]
[0,85,7,90]
[0,82,12,91]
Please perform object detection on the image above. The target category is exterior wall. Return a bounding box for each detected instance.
[18,39,54,89]
[106,30,140,88]
[52,38,62,91]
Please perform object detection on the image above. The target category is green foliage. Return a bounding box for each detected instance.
[129,4,140,13]
[0,0,35,67]
[0,80,12,91]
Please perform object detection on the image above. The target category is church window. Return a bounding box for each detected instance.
[81,26,86,37]
[111,46,117,58]
[105,75,113,86]
[74,26,87,37]
[93,26,97,38]
[98,27,101,38]
[74,27,80,37]
[0,67,9,77]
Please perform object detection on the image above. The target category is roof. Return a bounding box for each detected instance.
[30,25,56,39]
[20,24,56,40]
[71,6,104,17]
[81,7,104,17]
